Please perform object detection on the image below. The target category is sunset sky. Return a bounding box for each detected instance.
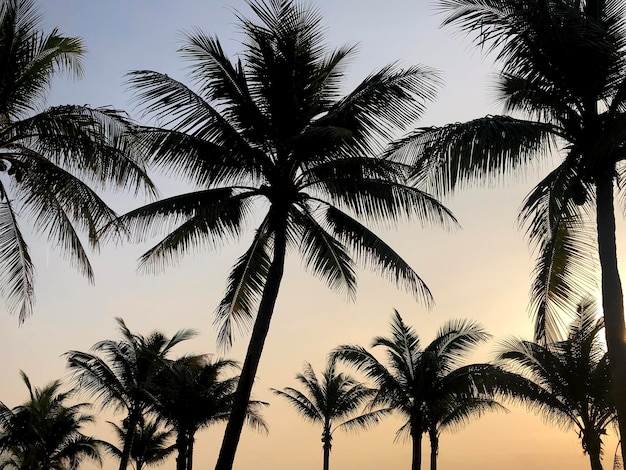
[0,1,621,469]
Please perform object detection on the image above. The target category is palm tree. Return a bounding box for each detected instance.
[334,311,505,470]
[387,0,626,460]
[0,371,103,470]
[64,318,196,470]
[150,355,267,470]
[102,419,176,470]
[0,0,153,321]
[271,355,386,470]
[497,298,616,470]
[113,1,455,468]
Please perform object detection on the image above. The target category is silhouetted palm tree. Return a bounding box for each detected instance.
[497,298,616,470]
[114,1,454,468]
[102,419,176,470]
[0,371,102,470]
[0,0,153,320]
[150,355,267,470]
[335,311,504,470]
[272,355,386,470]
[64,318,195,470]
[388,0,626,460]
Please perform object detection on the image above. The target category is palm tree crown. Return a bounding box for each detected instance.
[64,318,196,470]
[335,311,505,470]
[0,371,103,470]
[497,298,616,470]
[272,356,384,470]
[113,1,455,468]
[150,355,267,470]
[0,0,153,320]
[102,419,176,470]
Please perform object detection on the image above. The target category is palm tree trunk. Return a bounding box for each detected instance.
[322,425,332,470]
[119,410,141,470]
[176,430,187,470]
[428,427,438,470]
[411,431,423,470]
[188,434,194,470]
[595,172,626,466]
[322,439,331,470]
[215,221,288,470]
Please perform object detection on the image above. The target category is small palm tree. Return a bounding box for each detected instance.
[64,318,196,470]
[0,0,153,320]
[272,356,385,470]
[335,311,505,470]
[497,298,616,470]
[150,355,267,470]
[102,419,176,470]
[112,1,454,467]
[0,371,103,470]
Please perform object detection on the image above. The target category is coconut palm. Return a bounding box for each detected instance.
[0,0,153,321]
[64,318,196,470]
[497,298,616,470]
[113,1,455,468]
[387,0,626,460]
[334,311,505,470]
[150,355,267,470]
[271,355,386,470]
[102,419,176,470]
[0,371,103,470]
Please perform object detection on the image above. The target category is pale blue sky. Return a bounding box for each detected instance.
[0,1,618,469]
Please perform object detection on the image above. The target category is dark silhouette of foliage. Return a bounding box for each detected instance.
[102,419,176,470]
[272,355,385,470]
[387,0,626,461]
[335,311,505,470]
[112,1,454,468]
[497,298,616,470]
[0,371,102,470]
[150,355,267,470]
[0,0,153,320]
[64,318,195,470]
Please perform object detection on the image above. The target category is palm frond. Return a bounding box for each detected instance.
[324,207,434,307]
[0,199,33,322]
[214,220,272,348]
[389,116,555,198]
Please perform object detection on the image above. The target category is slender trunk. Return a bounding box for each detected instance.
[428,427,438,470]
[215,221,288,470]
[411,432,423,470]
[188,433,194,470]
[118,409,140,470]
[595,172,626,466]
[322,425,331,470]
[586,437,603,470]
[176,429,187,470]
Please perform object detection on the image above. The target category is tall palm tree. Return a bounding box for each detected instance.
[150,355,267,470]
[64,318,196,470]
[113,1,455,468]
[497,298,616,470]
[102,419,176,470]
[0,0,153,321]
[334,311,505,470]
[271,355,386,470]
[387,0,626,460]
[0,371,103,470]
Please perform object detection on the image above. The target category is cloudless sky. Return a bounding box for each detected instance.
[0,1,621,469]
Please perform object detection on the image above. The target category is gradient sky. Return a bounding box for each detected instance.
[0,1,621,469]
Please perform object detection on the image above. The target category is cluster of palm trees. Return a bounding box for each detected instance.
[0,305,616,470]
[0,319,267,470]
[2,0,626,468]
[275,304,616,470]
